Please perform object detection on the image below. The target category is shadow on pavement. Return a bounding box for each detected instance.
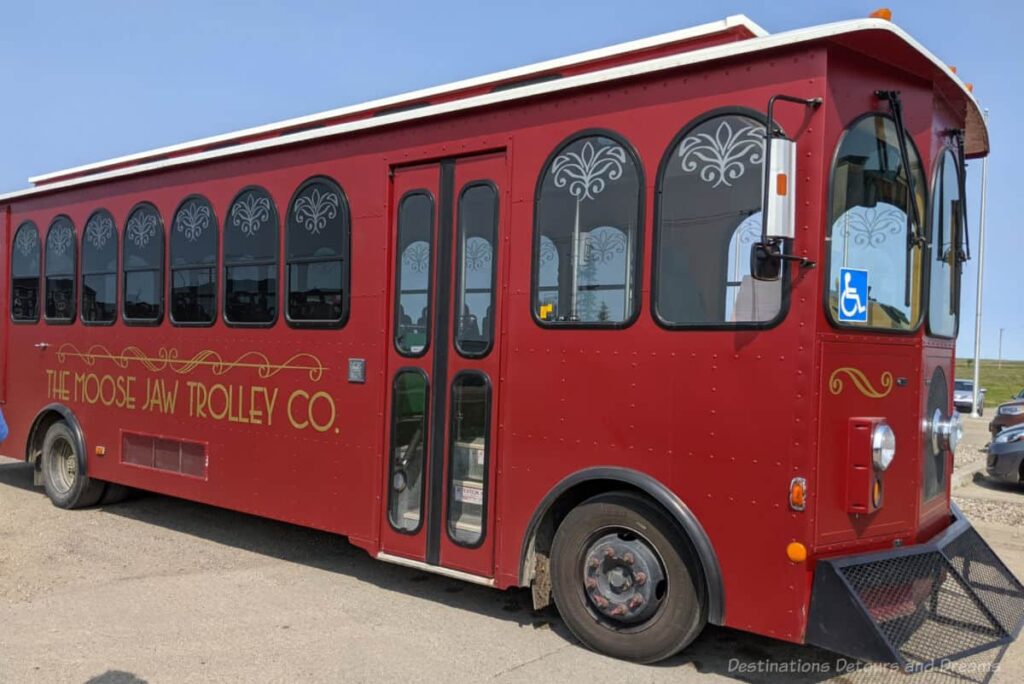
[0,460,1002,683]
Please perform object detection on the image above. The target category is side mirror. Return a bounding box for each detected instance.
[750,241,782,281]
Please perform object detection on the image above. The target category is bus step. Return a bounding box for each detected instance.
[806,518,1024,673]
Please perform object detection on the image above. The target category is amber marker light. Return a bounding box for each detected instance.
[789,477,807,511]
[95,446,106,457]
[869,8,893,20]
[873,480,883,508]
[786,542,808,563]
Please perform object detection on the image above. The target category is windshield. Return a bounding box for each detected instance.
[826,115,926,331]
[954,380,972,392]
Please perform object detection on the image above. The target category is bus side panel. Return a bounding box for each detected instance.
[493,48,829,645]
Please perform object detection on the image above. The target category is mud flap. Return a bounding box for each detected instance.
[807,505,1024,673]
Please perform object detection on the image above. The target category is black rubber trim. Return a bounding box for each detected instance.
[425,160,455,566]
[26,403,88,475]
[519,466,725,625]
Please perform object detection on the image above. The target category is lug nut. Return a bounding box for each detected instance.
[623,552,635,565]
[635,571,647,585]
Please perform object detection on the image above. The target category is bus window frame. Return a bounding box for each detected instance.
[284,175,351,330]
[223,185,280,329]
[651,106,790,331]
[924,146,961,340]
[80,208,119,327]
[121,201,166,327]
[10,220,41,325]
[529,127,645,331]
[44,214,78,326]
[823,111,928,335]
[453,180,500,359]
[168,194,218,328]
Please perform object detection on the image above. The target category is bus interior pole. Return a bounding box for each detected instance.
[971,109,990,418]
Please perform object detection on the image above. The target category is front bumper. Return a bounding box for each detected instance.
[987,443,1024,483]
[806,504,1024,672]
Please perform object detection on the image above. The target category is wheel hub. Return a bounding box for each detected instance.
[582,532,665,624]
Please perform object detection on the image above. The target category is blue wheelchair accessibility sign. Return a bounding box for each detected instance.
[838,268,869,323]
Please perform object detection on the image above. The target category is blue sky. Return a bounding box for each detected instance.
[1,1,1020,359]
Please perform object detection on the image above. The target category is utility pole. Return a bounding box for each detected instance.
[999,328,1005,369]
[971,109,990,417]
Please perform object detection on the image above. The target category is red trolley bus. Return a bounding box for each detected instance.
[2,11,1022,669]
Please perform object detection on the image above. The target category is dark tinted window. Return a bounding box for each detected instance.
[45,216,77,322]
[455,184,498,357]
[81,210,118,324]
[928,149,961,338]
[286,177,348,326]
[11,221,40,322]
[225,187,278,325]
[447,372,490,547]
[171,196,217,325]
[533,134,640,325]
[656,113,779,326]
[122,203,164,322]
[388,370,428,532]
[395,192,434,355]
[827,115,926,330]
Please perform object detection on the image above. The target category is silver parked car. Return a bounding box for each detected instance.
[954,378,986,415]
[986,424,1024,484]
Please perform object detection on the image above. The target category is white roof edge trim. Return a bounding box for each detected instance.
[27,14,766,185]
[2,18,984,204]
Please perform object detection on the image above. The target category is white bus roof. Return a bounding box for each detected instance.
[0,15,986,202]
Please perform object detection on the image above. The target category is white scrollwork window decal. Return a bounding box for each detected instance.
[835,205,905,249]
[176,201,211,243]
[126,211,158,248]
[47,222,74,257]
[293,186,340,235]
[552,141,627,201]
[581,226,626,265]
[231,192,272,238]
[678,120,764,188]
[86,214,114,250]
[16,226,38,257]
[402,241,429,273]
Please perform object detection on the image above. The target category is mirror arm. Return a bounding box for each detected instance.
[759,94,823,246]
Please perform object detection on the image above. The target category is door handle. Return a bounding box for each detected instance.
[34,342,49,350]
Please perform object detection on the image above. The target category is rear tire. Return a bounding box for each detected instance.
[99,483,132,505]
[550,491,706,663]
[40,422,104,509]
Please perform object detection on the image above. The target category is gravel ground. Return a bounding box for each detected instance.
[955,415,990,469]
[954,493,1024,526]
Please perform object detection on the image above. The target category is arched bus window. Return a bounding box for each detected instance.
[11,221,41,322]
[654,111,780,327]
[286,176,349,327]
[11,222,40,323]
[225,186,279,326]
[122,203,164,324]
[170,195,217,325]
[826,114,926,331]
[927,148,961,338]
[532,132,641,326]
[81,210,118,324]
[45,216,77,323]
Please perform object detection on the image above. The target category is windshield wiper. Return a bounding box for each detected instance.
[876,90,925,307]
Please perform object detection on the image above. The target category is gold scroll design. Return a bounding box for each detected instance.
[828,367,893,399]
[55,344,325,382]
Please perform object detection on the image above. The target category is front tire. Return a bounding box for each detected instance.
[550,491,706,663]
[41,422,104,509]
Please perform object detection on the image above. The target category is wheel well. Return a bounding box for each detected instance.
[523,478,713,619]
[26,409,65,468]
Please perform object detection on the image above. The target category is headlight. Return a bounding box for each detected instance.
[932,409,963,454]
[999,405,1024,416]
[994,429,1024,444]
[872,423,896,470]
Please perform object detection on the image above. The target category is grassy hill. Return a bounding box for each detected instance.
[955,359,1024,405]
